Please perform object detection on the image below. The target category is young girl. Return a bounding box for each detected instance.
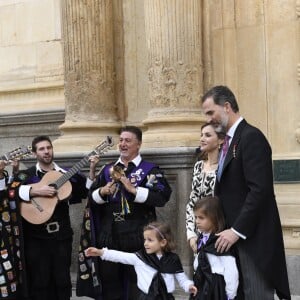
[85,221,197,299]
[190,196,239,300]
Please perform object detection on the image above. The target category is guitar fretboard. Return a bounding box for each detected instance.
[55,156,91,189]
[52,136,113,189]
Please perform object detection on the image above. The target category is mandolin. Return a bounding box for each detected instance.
[20,136,114,225]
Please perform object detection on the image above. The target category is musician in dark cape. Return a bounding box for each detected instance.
[190,197,239,300]
[84,222,197,300]
[0,159,28,299]
[10,135,99,300]
[76,126,172,300]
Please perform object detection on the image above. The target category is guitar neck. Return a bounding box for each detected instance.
[54,156,90,189]
[0,146,32,162]
[52,136,113,189]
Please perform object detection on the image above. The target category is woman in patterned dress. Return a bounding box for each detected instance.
[186,123,225,253]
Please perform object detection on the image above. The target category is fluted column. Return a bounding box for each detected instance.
[142,0,205,147]
[54,0,119,152]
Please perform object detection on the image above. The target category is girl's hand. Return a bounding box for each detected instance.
[85,247,104,257]
[189,237,197,253]
[189,285,197,296]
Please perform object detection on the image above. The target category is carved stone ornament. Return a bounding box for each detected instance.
[148,62,201,115]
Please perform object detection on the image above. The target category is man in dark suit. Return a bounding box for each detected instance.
[201,85,290,299]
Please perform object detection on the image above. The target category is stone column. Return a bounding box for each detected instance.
[142,0,205,147]
[55,0,120,152]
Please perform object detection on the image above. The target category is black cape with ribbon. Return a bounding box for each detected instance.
[190,234,240,300]
[136,249,183,300]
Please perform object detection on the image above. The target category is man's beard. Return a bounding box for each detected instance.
[219,113,229,132]
[213,123,225,134]
[41,156,53,165]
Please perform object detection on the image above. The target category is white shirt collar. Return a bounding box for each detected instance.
[35,161,65,175]
[227,116,243,140]
[202,232,211,238]
[115,154,142,167]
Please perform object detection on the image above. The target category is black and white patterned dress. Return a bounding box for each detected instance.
[186,160,217,241]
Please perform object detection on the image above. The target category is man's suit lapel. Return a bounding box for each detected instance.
[222,119,247,175]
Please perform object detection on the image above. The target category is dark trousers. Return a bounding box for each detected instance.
[97,260,140,300]
[24,237,73,300]
[237,243,274,300]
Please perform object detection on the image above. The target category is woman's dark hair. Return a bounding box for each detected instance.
[197,122,225,161]
[31,135,52,152]
[193,196,225,233]
[144,221,176,252]
[119,126,142,142]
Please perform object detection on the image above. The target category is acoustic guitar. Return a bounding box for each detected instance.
[20,136,114,225]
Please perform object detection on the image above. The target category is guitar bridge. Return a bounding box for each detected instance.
[31,198,44,212]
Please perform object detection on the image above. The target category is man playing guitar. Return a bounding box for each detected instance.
[14,135,99,300]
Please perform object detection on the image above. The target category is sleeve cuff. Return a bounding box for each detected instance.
[133,187,149,203]
[100,248,108,259]
[231,227,246,240]
[19,185,31,201]
[86,177,94,189]
[92,189,106,204]
[187,231,198,241]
